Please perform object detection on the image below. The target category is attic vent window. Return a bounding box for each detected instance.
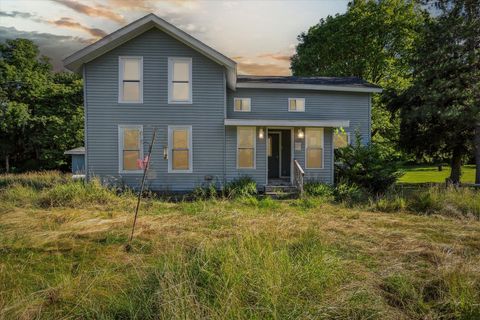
[234,98,251,112]
[119,57,143,103]
[168,57,192,104]
[288,98,305,112]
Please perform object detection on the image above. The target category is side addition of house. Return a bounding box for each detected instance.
[64,14,381,192]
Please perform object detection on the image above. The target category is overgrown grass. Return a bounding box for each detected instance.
[1,172,479,319]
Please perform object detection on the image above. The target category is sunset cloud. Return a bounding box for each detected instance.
[53,0,126,23]
[0,11,34,19]
[50,17,107,38]
[257,53,292,62]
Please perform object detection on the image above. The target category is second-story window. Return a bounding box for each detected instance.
[288,98,305,112]
[234,98,251,112]
[119,57,143,103]
[168,57,192,104]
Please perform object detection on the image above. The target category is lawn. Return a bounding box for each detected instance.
[0,172,479,319]
[399,164,476,184]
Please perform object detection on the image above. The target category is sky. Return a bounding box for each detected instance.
[0,0,349,75]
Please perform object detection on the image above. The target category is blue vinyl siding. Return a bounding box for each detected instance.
[227,88,371,144]
[84,28,225,191]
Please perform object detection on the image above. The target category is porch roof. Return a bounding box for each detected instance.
[224,119,349,128]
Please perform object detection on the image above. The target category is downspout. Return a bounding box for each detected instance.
[83,64,89,181]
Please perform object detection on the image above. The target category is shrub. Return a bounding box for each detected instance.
[334,182,367,204]
[192,183,218,200]
[223,176,257,198]
[304,180,334,199]
[372,195,407,212]
[335,133,403,194]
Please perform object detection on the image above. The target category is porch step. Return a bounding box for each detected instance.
[264,185,299,198]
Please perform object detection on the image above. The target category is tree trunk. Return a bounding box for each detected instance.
[5,154,9,173]
[475,121,480,184]
[449,148,462,185]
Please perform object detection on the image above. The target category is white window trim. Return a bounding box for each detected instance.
[168,125,193,173]
[118,56,143,104]
[334,131,351,149]
[305,127,324,169]
[234,97,251,112]
[168,57,193,104]
[118,125,144,174]
[288,98,305,112]
[236,126,256,169]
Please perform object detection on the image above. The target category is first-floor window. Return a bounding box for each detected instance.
[119,125,143,173]
[237,127,255,169]
[333,131,350,149]
[306,128,323,168]
[168,126,192,173]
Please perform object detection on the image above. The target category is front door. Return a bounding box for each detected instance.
[268,133,280,179]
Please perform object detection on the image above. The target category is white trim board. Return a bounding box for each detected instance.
[236,82,382,93]
[63,13,237,90]
[225,119,349,128]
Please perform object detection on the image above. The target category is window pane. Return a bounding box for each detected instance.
[289,99,296,110]
[334,133,349,149]
[173,82,190,101]
[238,127,254,148]
[307,149,322,168]
[124,128,140,149]
[123,59,140,81]
[124,150,140,170]
[242,99,250,111]
[172,150,189,170]
[173,61,190,82]
[234,99,242,111]
[296,99,305,111]
[307,129,322,147]
[173,129,188,149]
[238,149,253,168]
[123,82,140,101]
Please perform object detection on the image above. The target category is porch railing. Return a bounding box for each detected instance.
[293,159,305,196]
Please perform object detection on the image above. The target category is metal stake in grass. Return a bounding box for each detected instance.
[125,128,157,252]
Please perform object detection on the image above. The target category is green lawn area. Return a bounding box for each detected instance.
[399,164,476,184]
[0,172,479,319]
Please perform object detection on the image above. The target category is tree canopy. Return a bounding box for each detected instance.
[0,39,83,172]
[291,0,425,154]
[389,0,480,183]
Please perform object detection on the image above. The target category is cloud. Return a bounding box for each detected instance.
[106,0,155,10]
[50,17,107,38]
[237,61,290,76]
[0,26,91,71]
[52,0,125,23]
[0,11,34,19]
[257,53,291,62]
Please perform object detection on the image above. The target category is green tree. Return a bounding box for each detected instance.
[390,0,480,184]
[0,39,84,172]
[291,0,424,155]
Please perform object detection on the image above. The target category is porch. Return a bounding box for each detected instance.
[225,119,350,195]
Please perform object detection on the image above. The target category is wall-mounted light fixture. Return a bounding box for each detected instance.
[297,128,304,139]
[163,147,168,160]
[258,128,265,139]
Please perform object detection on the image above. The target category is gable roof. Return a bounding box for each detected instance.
[237,75,382,93]
[63,13,237,89]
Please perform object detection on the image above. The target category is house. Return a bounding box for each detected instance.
[63,13,381,192]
